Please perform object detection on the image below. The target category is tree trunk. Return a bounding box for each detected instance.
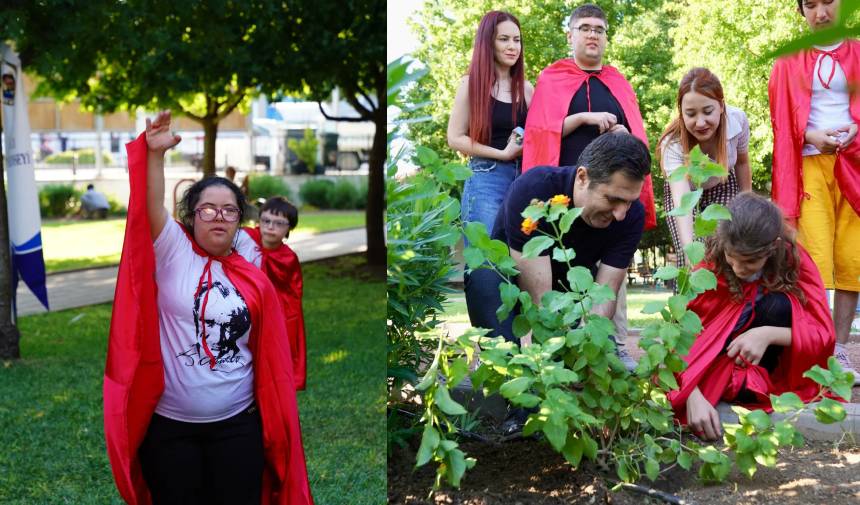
[0,111,21,360]
[365,81,386,269]
[201,117,219,178]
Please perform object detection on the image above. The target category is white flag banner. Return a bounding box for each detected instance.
[2,44,48,310]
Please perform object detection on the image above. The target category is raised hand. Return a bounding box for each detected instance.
[145,111,182,152]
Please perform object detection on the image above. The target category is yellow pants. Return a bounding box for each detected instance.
[797,154,860,291]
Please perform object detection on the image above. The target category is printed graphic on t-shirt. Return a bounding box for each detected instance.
[174,279,251,372]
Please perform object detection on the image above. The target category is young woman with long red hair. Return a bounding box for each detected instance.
[658,67,752,270]
[447,10,534,240]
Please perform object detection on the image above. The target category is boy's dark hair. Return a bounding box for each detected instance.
[177,176,247,232]
[577,132,651,187]
[261,196,298,237]
[87,183,95,190]
[570,3,608,27]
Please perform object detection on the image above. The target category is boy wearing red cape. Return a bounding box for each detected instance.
[768,0,860,383]
[239,196,307,390]
[668,193,835,441]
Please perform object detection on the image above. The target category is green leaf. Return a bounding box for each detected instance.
[667,165,688,183]
[415,366,437,391]
[415,145,441,167]
[677,451,692,470]
[803,365,834,388]
[735,452,757,478]
[582,433,598,460]
[698,445,723,464]
[446,449,468,488]
[667,295,688,320]
[679,311,703,335]
[734,431,757,453]
[701,203,732,221]
[521,203,548,222]
[689,269,717,292]
[542,336,566,355]
[744,409,772,431]
[447,358,470,389]
[552,247,577,263]
[500,376,534,399]
[566,266,594,292]
[433,385,467,416]
[562,435,584,467]
[543,416,569,452]
[500,282,520,311]
[416,423,440,467]
[512,315,531,338]
[521,235,554,259]
[559,207,582,233]
[645,458,660,481]
[654,265,680,280]
[512,393,542,408]
[693,215,718,237]
[667,189,703,217]
[754,452,777,468]
[814,398,847,424]
[657,368,679,390]
[462,247,485,269]
[684,241,705,266]
[769,392,804,414]
[463,221,491,248]
[641,300,666,314]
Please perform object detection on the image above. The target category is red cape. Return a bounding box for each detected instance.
[243,226,307,390]
[668,245,835,424]
[103,134,313,505]
[523,59,656,230]
[769,39,860,218]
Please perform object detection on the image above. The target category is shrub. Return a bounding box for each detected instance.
[247,174,293,202]
[39,184,81,217]
[288,128,319,169]
[327,179,360,209]
[44,149,113,166]
[355,179,369,209]
[107,195,127,216]
[299,179,335,208]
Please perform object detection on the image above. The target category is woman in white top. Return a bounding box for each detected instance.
[658,67,752,270]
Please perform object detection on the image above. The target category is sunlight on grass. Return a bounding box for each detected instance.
[40,211,365,273]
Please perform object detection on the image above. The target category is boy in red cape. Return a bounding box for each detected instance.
[668,193,835,441]
[523,3,656,230]
[241,196,307,390]
[103,115,313,504]
[768,0,860,383]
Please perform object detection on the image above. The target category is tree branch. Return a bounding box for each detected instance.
[216,91,246,122]
[317,101,371,123]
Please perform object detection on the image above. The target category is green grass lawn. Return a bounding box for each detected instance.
[40,210,365,273]
[0,256,385,504]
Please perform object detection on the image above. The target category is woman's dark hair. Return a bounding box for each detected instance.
[705,192,805,303]
[260,196,298,238]
[177,176,247,233]
[577,132,651,186]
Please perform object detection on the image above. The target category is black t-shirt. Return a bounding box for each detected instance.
[489,97,527,151]
[491,166,644,290]
[558,73,628,167]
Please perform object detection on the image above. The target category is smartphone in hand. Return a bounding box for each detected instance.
[512,126,525,145]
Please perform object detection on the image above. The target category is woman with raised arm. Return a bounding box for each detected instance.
[103,111,313,504]
[658,68,752,270]
[447,10,534,241]
[668,193,834,441]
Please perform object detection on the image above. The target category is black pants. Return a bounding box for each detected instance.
[464,268,517,342]
[138,404,264,505]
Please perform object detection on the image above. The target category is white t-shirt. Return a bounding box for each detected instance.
[803,41,853,156]
[153,219,258,422]
[235,228,263,268]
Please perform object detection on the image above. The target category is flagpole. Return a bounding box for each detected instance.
[0,85,22,359]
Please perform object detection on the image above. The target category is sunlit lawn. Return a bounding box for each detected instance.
[0,257,384,504]
[40,210,365,273]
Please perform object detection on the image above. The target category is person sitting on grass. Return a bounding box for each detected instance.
[239,196,307,390]
[80,183,110,219]
[668,192,835,441]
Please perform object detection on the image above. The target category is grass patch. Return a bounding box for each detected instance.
[0,260,385,504]
[39,211,365,273]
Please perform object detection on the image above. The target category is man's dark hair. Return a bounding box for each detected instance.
[260,196,298,238]
[86,183,94,190]
[177,176,247,232]
[570,3,608,27]
[577,132,651,187]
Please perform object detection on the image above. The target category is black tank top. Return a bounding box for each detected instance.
[489,97,526,151]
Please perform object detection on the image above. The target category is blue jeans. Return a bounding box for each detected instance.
[461,157,519,245]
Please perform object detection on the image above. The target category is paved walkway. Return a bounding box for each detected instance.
[15,227,366,317]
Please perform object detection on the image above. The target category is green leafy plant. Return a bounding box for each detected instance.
[327,179,360,209]
[247,173,293,202]
[299,179,335,208]
[39,184,81,217]
[415,146,853,490]
[43,149,113,165]
[288,128,319,170]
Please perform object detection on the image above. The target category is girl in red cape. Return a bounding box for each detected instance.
[241,196,307,390]
[668,192,835,441]
[103,111,313,504]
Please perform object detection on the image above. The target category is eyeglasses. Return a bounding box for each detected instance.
[260,217,290,228]
[194,206,241,222]
[572,25,606,36]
